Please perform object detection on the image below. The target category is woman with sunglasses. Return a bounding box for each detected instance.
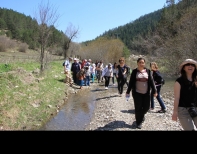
[172,59,197,130]
[126,57,157,129]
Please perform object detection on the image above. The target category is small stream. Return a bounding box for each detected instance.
[40,88,97,130]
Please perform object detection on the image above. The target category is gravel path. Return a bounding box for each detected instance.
[84,83,183,131]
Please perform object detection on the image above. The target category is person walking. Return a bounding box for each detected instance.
[112,62,118,85]
[116,57,129,96]
[126,57,157,129]
[96,60,104,83]
[150,62,167,113]
[172,59,197,131]
[90,63,96,83]
[63,57,73,86]
[71,58,81,85]
[84,65,91,86]
[102,63,113,89]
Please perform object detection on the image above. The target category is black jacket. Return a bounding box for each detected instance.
[71,62,81,73]
[126,68,157,95]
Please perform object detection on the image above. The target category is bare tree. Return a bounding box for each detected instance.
[63,23,79,59]
[34,0,60,73]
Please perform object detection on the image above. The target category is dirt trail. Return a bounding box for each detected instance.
[84,83,182,131]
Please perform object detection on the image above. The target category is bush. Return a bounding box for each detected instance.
[18,43,29,53]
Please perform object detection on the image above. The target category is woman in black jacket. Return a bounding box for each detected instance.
[150,62,167,113]
[126,57,157,129]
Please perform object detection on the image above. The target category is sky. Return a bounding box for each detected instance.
[1,0,178,43]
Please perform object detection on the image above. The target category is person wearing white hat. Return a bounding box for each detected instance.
[101,63,113,89]
[71,58,81,85]
[172,59,197,130]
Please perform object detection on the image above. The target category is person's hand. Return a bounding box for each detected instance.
[126,93,130,97]
[154,93,157,97]
[195,80,197,87]
[172,111,178,121]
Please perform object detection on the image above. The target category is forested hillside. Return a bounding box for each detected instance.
[0,8,66,51]
[99,9,162,50]
[87,0,197,75]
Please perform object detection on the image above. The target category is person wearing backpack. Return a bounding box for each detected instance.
[150,62,167,113]
[63,57,73,86]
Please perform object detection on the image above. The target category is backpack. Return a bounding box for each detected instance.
[76,70,84,79]
[62,61,65,66]
[161,77,165,85]
[153,71,165,86]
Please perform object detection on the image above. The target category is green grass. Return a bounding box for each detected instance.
[0,60,68,130]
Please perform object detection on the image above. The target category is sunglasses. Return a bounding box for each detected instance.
[184,63,195,67]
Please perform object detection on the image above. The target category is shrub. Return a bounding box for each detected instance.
[18,43,29,53]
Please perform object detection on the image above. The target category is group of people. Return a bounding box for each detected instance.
[63,57,109,89]
[126,57,197,130]
[63,56,197,131]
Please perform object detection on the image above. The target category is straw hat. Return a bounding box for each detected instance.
[179,59,197,71]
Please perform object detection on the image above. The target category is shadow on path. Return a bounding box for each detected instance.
[93,120,137,131]
[121,109,135,114]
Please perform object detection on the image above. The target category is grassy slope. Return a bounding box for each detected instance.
[0,51,69,130]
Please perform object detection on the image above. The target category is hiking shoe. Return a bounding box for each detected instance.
[157,109,167,113]
[105,87,108,90]
[142,117,145,123]
[136,123,142,129]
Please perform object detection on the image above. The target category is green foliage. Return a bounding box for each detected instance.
[100,9,162,51]
[0,64,12,73]
[0,60,68,130]
[0,8,67,53]
[123,46,130,58]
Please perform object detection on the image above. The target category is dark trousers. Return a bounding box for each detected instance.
[72,72,78,84]
[117,77,126,94]
[104,76,111,87]
[132,91,150,125]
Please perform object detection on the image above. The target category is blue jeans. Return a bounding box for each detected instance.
[85,76,90,86]
[91,73,95,83]
[151,85,166,110]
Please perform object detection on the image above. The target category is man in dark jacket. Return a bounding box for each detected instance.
[71,58,81,85]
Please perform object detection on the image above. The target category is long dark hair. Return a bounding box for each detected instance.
[181,65,197,84]
[137,57,146,63]
[113,62,117,69]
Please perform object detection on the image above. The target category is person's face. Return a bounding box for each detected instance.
[150,64,156,70]
[183,63,195,74]
[119,59,124,64]
[137,59,145,68]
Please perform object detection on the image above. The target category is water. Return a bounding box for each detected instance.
[40,89,96,130]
